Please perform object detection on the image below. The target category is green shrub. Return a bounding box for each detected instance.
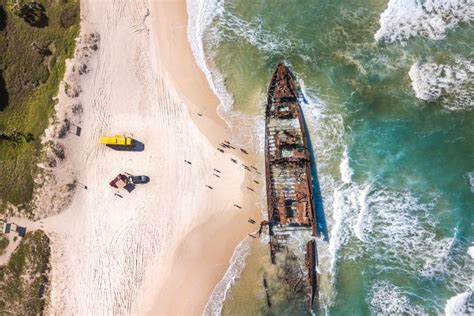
[0,230,51,314]
[0,0,80,209]
[0,235,8,254]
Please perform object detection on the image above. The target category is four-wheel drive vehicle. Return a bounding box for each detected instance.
[99,135,133,146]
[128,175,150,184]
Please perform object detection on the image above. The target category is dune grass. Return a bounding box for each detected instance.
[0,0,79,210]
[0,230,51,314]
[0,234,8,254]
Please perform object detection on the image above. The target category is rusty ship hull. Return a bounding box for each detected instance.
[264,63,318,307]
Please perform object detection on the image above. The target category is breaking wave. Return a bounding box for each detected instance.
[328,174,370,273]
[339,148,353,185]
[362,190,460,280]
[299,86,345,171]
[213,9,302,55]
[375,0,474,43]
[408,57,474,110]
[320,148,472,312]
[298,85,347,308]
[353,185,371,243]
[445,289,474,315]
[444,246,474,315]
[369,280,425,314]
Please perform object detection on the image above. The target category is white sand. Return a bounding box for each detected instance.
[40,0,261,314]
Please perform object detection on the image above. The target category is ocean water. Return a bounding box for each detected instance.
[187,0,474,314]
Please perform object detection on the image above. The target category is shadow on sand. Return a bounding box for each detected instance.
[124,183,135,193]
[106,139,145,152]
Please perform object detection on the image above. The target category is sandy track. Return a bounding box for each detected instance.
[42,0,260,314]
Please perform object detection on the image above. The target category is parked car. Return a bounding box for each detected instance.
[128,175,149,184]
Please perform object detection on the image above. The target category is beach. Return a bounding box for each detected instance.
[40,0,261,314]
[1,0,471,314]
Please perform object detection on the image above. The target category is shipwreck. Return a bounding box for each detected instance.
[264,63,319,308]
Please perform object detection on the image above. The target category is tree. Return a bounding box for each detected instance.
[7,0,48,28]
[0,5,7,31]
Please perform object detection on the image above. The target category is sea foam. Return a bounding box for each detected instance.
[445,289,474,315]
[340,148,353,184]
[186,0,234,113]
[329,178,472,312]
[375,0,474,43]
[326,156,367,304]
[408,58,474,110]
[444,245,474,315]
[467,171,474,193]
[353,185,371,243]
[469,246,474,259]
[364,190,448,277]
[218,12,281,53]
[369,280,425,314]
[295,84,351,309]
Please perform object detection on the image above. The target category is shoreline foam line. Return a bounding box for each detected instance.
[203,237,252,315]
[186,0,234,115]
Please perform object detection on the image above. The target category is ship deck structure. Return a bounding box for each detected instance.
[264,63,320,307]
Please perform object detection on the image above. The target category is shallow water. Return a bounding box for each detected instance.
[189,0,474,314]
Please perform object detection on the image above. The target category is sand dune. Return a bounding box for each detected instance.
[42,0,261,314]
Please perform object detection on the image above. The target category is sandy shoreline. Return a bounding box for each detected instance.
[142,1,263,313]
[37,0,262,314]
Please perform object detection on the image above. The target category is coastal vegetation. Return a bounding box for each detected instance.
[0,230,51,314]
[0,235,8,254]
[0,0,79,211]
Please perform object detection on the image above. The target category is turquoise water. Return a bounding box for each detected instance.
[192,0,473,314]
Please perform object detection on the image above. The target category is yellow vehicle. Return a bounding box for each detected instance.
[99,135,133,146]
